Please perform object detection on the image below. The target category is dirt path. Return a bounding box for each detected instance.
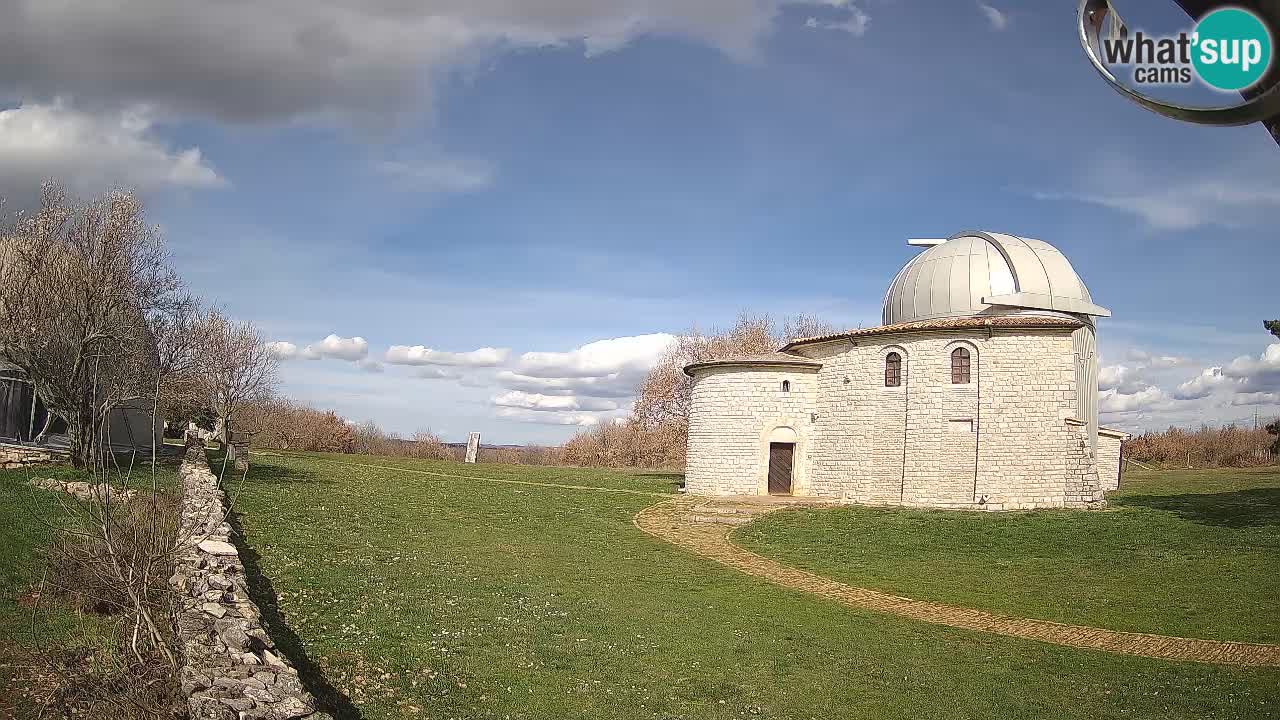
[634,495,1280,668]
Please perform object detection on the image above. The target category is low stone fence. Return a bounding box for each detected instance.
[0,444,62,470]
[171,442,330,720]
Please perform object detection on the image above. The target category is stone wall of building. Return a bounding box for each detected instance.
[685,366,818,495]
[172,442,330,720]
[789,328,1100,509]
[1097,428,1127,492]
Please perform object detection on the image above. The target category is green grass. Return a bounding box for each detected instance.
[0,458,180,651]
[230,452,1280,720]
[737,467,1280,645]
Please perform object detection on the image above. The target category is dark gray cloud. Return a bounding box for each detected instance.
[0,0,859,126]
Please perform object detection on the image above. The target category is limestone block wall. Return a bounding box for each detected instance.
[1097,429,1127,491]
[685,366,817,495]
[794,328,1095,509]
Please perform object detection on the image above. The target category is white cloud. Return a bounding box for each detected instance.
[491,390,619,412]
[1168,344,1280,402]
[1222,343,1280,394]
[977,2,1008,31]
[357,358,385,373]
[386,345,510,367]
[1173,366,1229,400]
[306,334,369,361]
[265,341,299,360]
[0,101,224,200]
[1099,385,1169,414]
[1231,392,1280,407]
[494,407,623,427]
[483,333,674,426]
[1033,154,1280,232]
[514,333,674,379]
[802,3,870,36]
[417,367,463,380]
[493,370,638,398]
[1124,349,1188,369]
[377,157,493,194]
[1098,364,1151,395]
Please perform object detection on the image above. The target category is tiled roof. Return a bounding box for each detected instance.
[684,351,821,376]
[782,315,1083,350]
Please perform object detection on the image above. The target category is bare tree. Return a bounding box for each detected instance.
[196,309,279,446]
[584,312,837,469]
[0,182,182,467]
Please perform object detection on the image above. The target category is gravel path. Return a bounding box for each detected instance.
[634,495,1280,668]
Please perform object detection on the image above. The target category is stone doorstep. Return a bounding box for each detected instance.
[689,514,755,526]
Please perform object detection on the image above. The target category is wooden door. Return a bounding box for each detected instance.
[768,442,794,495]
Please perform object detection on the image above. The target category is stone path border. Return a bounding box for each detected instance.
[634,495,1280,668]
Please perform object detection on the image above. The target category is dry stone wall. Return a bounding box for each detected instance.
[171,442,330,720]
[0,444,60,469]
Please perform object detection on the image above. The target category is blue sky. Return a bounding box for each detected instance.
[2,0,1278,443]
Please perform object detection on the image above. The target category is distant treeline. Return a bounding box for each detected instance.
[1126,422,1279,469]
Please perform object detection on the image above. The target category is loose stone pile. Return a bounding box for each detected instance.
[171,441,330,720]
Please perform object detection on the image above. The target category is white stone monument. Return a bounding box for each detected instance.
[465,432,481,464]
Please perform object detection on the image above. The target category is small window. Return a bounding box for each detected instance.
[951,347,971,384]
[884,352,901,387]
[781,380,791,393]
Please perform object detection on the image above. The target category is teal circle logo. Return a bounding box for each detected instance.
[1191,7,1272,91]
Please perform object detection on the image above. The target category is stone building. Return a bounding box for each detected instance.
[684,231,1129,510]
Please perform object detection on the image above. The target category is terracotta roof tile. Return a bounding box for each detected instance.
[684,351,821,376]
[782,315,1083,350]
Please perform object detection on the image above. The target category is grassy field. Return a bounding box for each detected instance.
[737,467,1280,644]
[228,452,1280,720]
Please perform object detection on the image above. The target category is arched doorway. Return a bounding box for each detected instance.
[767,426,798,496]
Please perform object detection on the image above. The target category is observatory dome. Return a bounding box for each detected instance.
[882,231,1110,326]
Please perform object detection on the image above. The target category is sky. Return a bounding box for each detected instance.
[2,0,1278,444]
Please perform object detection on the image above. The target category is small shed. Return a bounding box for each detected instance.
[0,358,162,452]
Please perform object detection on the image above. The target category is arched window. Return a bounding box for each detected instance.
[951,347,971,384]
[884,352,901,387]
[781,380,791,393]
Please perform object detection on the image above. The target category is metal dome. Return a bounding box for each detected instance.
[882,231,1110,326]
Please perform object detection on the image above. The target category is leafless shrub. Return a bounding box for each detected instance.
[238,396,354,452]
[1126,422,1278,468]
[571,312,835,469]
[410,429,452,460]
[195,308,279,445]
[44,492,180,617]
[23,423,187,718]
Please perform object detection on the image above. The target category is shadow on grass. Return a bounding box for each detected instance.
[626,472,685,492]
[1112,488,1280,529]
[205,450,324,486]
[227,509,363,720]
